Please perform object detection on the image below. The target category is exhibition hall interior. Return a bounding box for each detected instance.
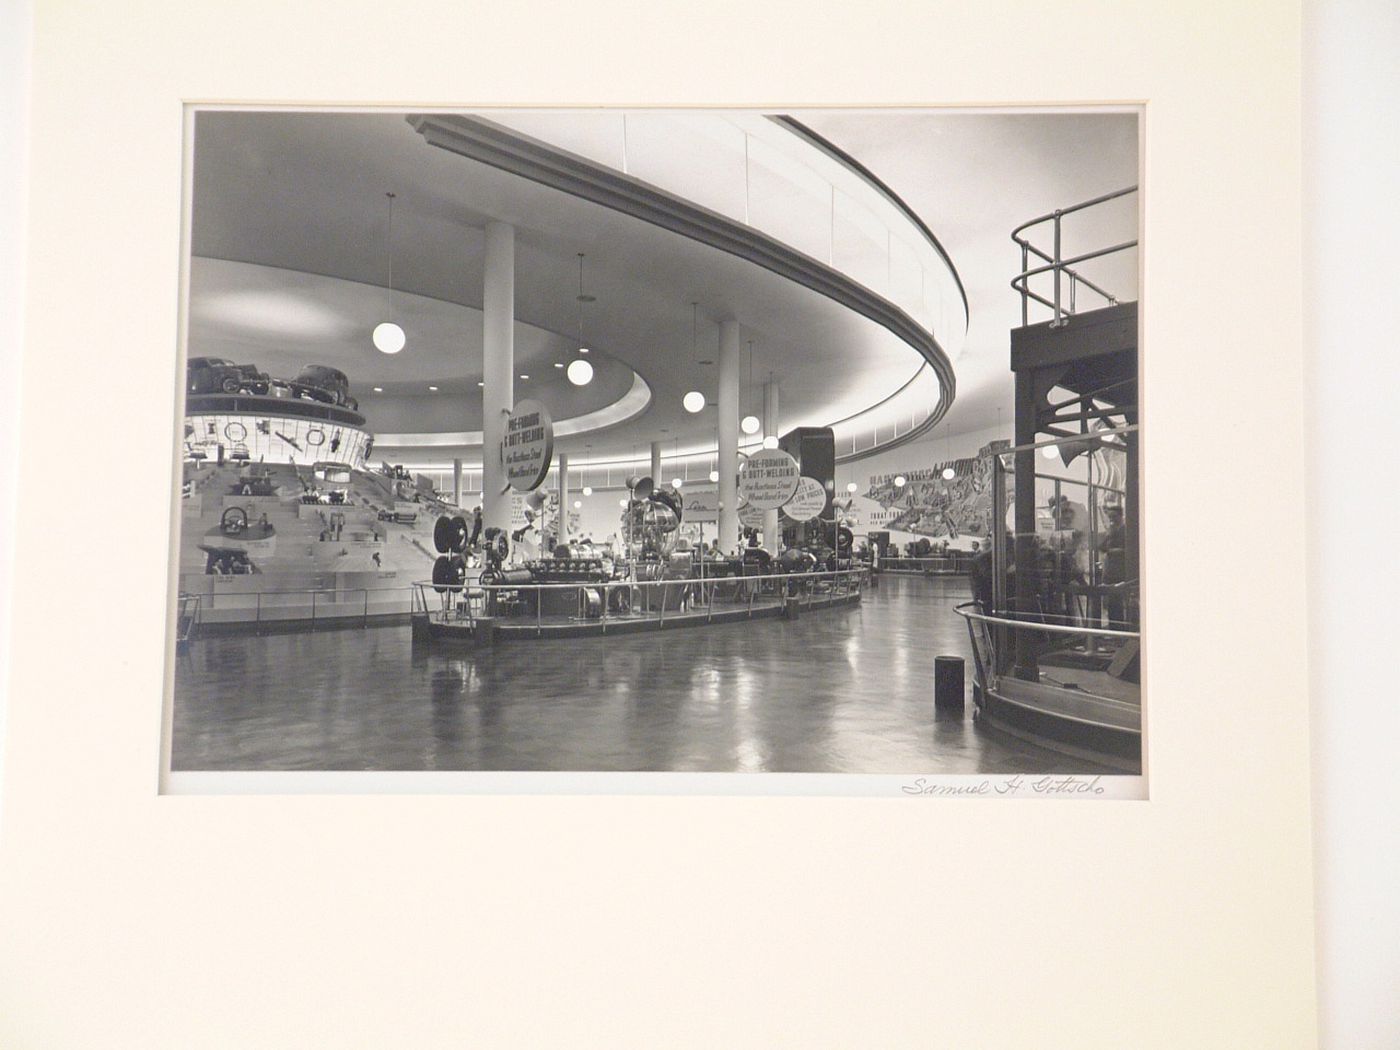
[170,108,1140,776]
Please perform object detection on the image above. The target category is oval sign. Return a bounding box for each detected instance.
[738,503,766,529]
[782,476,827,522]
[502,399,553,492]
[737,448,800,510]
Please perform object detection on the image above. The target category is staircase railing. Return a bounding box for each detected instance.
[1011,186,1138,328]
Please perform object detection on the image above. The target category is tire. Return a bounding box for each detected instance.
[220,376,241,394]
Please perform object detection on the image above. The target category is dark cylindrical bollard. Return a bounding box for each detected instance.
[934,655,965,713]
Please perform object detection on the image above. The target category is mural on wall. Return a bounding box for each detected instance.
[864,440,1010,539]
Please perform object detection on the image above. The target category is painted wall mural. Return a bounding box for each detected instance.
[863,440,1010,540]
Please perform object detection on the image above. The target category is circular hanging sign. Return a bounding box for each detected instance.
[737,448,800,510]
[781,476,827,522]
[502,399,554,492]
[738,503,766,529]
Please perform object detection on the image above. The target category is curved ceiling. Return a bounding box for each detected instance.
[186,108,1139,469]
[188,111,941,464]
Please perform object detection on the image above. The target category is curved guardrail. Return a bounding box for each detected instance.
[1011,186,1138,328]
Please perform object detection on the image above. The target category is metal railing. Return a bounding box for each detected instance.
[879,554,973,574]
[412,567,869,638]
[1011,186,1138,328]
[191,585,415,632]
[953,602,1140,731]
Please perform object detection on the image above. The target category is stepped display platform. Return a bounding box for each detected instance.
[179,461,452,627]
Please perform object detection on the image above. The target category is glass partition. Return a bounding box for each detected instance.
[957,429,1140,739]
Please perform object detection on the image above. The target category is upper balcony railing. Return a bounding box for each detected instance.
[1011,186,1139,328]
[481,110,969,359]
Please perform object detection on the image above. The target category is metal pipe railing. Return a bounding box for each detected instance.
[413,568,868,628]
[1011,186,1138,328]
[953,601,1139,640]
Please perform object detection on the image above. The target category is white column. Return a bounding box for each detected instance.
[649,441,662,487]
[762,379,781,554]
[481,222,514,533]
[718,318,741,552]
[452,457,462,508]
[556,452,569,547]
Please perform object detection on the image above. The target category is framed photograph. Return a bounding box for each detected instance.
[0,2,1318,1046]
[166,104,1146,798]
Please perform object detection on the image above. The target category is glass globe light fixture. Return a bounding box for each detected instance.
[573,500,582,509]
[671,478,683,488]
[740,414,761,435]
[942,467,956,480]
[762,435,779,450]
[894,475,907,487]
[1042,444,1060,460]
[582,486,593,496]
[683,391,705,413]
[709,470,719,483]
[618,498,628,508]
[567,359,594,386]
[372,321,405,354]
[846,482,858,494]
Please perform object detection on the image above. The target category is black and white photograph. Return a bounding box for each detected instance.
[167,107,1141,785]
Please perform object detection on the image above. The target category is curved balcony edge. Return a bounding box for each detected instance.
[407,113,956,449]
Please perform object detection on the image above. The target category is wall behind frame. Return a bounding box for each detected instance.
[0,3,1314,1049]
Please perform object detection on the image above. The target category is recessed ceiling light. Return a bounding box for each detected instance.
[428,385,439,392]
[519,374,529,380]
[476,381,484,387]
[554,362,564,369]
[578,347,590,354]
[372,386,384,393]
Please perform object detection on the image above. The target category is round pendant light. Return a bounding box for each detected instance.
[762,435,779,450]
[374,192,405,354]
[846,482,858,494]
[618,498,628,508]
[573,500,582,509]
[740,414,761,435]
[1042,444,1060,460]
[709,469,719,483]
[671,477,683,488]
[942,467,956,480]
[373,322,405,355]
[894,475,907,488]
[567,254,596,385]
[582,486,593,496]
[683,391,705,413]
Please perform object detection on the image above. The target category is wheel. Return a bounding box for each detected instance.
[449,515,469,553]
[220,375,241,393]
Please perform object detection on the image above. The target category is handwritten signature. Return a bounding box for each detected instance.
[900,775,1105,797]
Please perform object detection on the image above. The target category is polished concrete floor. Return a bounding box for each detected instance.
[171,575,1116,774]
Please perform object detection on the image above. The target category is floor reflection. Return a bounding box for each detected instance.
[172,576,1117,774]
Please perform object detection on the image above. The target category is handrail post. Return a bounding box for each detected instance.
[310,589,317,631]
[363,588,369,628]
[255,592,261,635]
[1052,211,1063,326]
[1020,242,1029,327]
